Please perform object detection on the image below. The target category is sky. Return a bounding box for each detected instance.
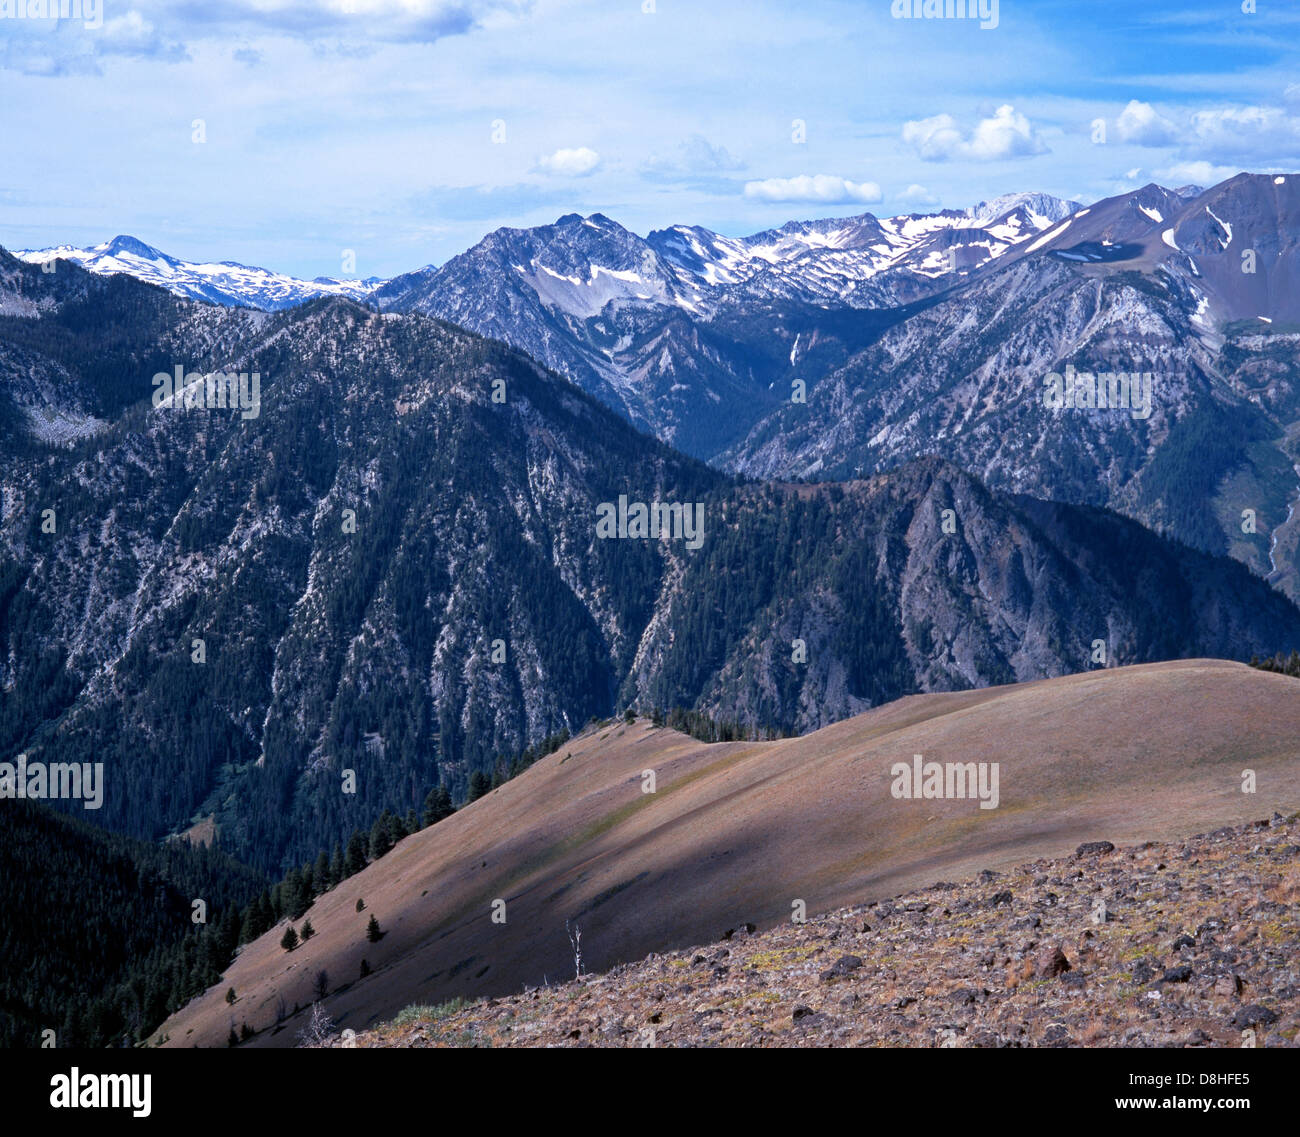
[1,0,1298,279]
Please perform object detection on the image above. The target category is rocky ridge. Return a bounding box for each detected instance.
[341,813,1300,1048]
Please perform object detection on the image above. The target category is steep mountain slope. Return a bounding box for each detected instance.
[4,253,1300,877]
[151,660,1300,1049]
[13,235,384,311]
[349,813,1300,1049]
[722,174,1300,594]
[373,198,1079,457]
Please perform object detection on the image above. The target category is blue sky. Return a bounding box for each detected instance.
[1,0,1298,278]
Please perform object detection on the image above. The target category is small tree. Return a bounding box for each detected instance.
[280,925,299,953]
[296,1002,336,1048]
[359,959,372,978]
[240,1022,253,1041]
[344,831,368,876]
[355,898,365,913]
[422,785,454,827]
[301,919,315,941]
[467,770,491,803]
[225,987,236,1005]
[228,1026,239,1048]
[313,970,329,1002]
[566,919,584,978]
[366,915,383,943]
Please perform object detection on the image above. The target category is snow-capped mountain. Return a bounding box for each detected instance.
[372,193,1083,454]
[13,235,385,311]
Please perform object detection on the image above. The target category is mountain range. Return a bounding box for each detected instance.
[16,175,1300,602]
[3,246,1299,877]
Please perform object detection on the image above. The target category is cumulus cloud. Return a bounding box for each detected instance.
[897,183,939,206]
[536,147,600,176]
[902,105,1047,162]
[742,174,881,204]
[1186,104,1300,165]
[1155,160,1239,187]
[1115,100,1178,146]
[1107,94,1300,167]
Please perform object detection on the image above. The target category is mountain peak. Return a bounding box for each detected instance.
[99,234,169,261]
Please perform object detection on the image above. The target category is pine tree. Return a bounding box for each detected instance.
[368,813,393,860]
[313,851,331,894]
[228,1026,239,1048]
[388,810,407,844]
[467,770,491,803]
[225,987,236,1005]
[280,925,299,952]
[359,959,372,978]
[355,898,365,913]
[344,830,367,876]
[328,844,344,887]
[366,915,382,943]
[301,919,315,941]
[422,785,453,827]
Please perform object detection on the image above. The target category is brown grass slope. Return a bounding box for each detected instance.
[156,659,1300,1048]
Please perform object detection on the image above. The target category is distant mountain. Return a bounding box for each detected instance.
[721,173,1300,597]
[3,251,1299,876]
[373,195,1081,455]
[12,235,385,311]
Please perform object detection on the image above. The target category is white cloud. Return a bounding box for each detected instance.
[898,183,939,206]
[536,147,600,177]
[1115,100,1178,146]
[1187,104,1300,163]
[742,174,881,204]
[1155,160,1238,186]
[902,105,1047,162]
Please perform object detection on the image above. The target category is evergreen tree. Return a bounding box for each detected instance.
[280,926,299,953]
[355,898,365,913]
[225,987,236,1005]
[466,770,491,803]
[301,919,315,941]
[421,785,453,827]
[328,844,344,887]
[344,831,367,876]
[359,959,372,978]
[387,810,408,843]
[366,915,382,943]
[313,851,331,894]
[368,812,393,860]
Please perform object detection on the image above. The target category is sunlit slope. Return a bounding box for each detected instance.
[157,659,1300,1048]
